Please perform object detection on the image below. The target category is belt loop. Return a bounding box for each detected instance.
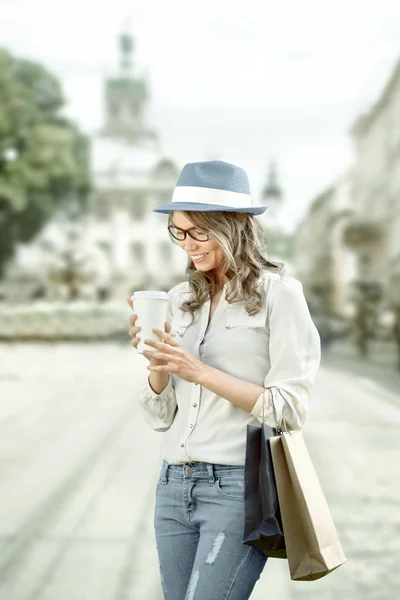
[207,463,215,486]
[160,459,169,484]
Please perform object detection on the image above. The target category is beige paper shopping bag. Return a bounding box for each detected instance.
[269,431,346,581]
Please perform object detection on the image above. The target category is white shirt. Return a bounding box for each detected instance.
[138,270,321,466]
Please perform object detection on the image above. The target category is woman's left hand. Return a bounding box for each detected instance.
[142,328,206,384]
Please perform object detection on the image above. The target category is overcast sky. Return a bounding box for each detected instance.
[1,0,399,230]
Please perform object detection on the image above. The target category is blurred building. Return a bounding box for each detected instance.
[72,28,200,298]
[329,172,358,317]
[294,186,334,312]
[86,28,187,298]
[259,161,294,273]
[3,29,187,302]
[2,29,286,303]
[295,57,400,324]
[343,57,400,312]
[293,171,356,317]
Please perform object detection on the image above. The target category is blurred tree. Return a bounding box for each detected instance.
[0,48,91,277]
[44,226,99,301]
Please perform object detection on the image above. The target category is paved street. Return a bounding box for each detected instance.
[0,342,398,600]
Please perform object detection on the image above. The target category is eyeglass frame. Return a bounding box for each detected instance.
[167,225,210,242]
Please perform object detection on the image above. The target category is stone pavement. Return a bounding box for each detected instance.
[322,338,400,408]
[0,342,398,600]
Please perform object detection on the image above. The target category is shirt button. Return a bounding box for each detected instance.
[180,443,184,447]
[192,403,197,407]
[194,382,199,386]
[155,397,159,401]
[189,424,194,428]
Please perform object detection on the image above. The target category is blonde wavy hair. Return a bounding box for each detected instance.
[168,211,284,321]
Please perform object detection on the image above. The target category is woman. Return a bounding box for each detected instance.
[128,160,321,600]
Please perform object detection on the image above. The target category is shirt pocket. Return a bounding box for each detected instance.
[170,310,193,338]
[225,307,267,330]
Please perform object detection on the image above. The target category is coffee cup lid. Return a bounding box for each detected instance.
[131,291,169,300]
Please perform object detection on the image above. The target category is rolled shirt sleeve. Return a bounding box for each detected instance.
[138,373,178,432]
[250,277,321,430]
[137,289,178,432]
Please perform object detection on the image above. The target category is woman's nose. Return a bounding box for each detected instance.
[183,239,198,251]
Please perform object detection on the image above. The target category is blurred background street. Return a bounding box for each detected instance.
[1,0,400,597]
[0,342,399,600]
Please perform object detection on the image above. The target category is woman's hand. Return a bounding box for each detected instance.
[127,297,172,370]
[142,328,207,384]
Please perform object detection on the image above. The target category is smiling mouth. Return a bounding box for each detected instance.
[191,253,209,262]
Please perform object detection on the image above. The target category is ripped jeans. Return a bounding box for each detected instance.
[154,460,268,600]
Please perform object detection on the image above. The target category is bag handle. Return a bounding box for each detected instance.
[262,386,290,435]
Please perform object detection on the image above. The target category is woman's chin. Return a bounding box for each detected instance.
[192,257,212,268]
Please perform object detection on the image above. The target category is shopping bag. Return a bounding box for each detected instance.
[243,422,286,558]
[269,430,347,581]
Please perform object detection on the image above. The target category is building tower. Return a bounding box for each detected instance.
[101,24,156,145]
[261,160,283,229]
[259,159,293,267]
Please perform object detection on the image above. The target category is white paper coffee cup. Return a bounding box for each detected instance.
[130,291,169,354]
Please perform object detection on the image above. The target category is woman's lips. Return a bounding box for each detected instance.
[191,253,209,263]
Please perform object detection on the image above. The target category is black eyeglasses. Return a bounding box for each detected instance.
[168,225,210,242]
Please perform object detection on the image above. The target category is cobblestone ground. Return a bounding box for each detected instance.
[0,342,398,600]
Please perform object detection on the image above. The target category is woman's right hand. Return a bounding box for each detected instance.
[127,298,171,368]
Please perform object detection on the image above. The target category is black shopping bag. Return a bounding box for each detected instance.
[243,423,287,558]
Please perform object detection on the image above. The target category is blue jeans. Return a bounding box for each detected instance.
[154,459,268,600]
